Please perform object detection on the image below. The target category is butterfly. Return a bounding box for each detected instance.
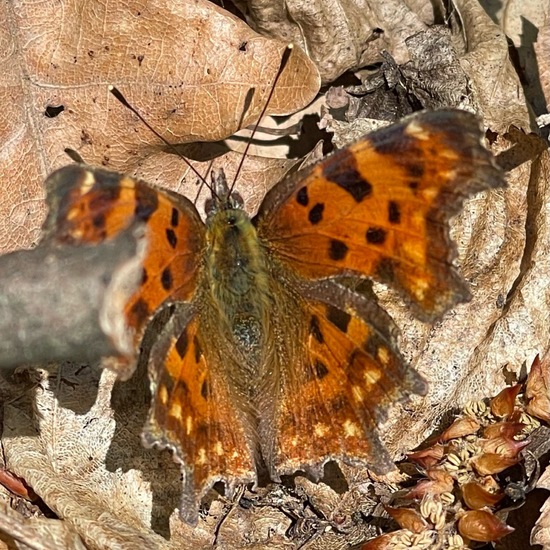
[44,109,504,525]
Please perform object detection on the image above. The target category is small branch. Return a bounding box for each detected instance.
[0,226,147,369]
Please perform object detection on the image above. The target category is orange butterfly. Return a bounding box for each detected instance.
[45,109,503,524]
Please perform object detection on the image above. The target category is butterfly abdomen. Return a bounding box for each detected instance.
[205,209,272,363]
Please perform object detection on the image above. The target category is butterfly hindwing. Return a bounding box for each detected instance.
[45,164,205,336]
[255,110,503,320]
[144,307,256,525]
[264,279,427,477]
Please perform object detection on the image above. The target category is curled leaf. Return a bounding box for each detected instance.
[385,506,429,533]
[0,468,37,501]
[481,435,529,458]
[483,421,525,439]
[472,453,519,475]
[525,353,550,423]
[406,469,454,500]
[461,482,504,510]
[407,445,445,469]
[440,416,481,441]
[458,510,514,542]
[490,384,522,417]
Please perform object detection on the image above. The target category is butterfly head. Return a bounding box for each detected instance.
[204,168,244,220]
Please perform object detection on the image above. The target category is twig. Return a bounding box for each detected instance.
[0,226,146,369]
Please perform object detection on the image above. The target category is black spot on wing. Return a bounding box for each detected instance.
[92,213,105,229]
[388,201,401,224]
[141,268,148,285]
[201,379,210,399]
[408,164,425,178]
[314,360,329,379]
[161,267,173,290]
[326,306,351,333]
[309,316,324,344]
[193,335,202,363]
[134,185,159,222]
[171,207,179,227]
[366,227,387,244]
[329,239,348,260]
[166,228,177,248]
[308,203,324,224]
[296,187,309,206]
[91,213,106,238]
[175,329,189,358]
[323,149,372,202]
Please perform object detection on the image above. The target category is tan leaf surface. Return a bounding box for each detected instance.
[532,466,550,548]
[0,502,86,550]
[536,19,550,114]
[455,0,531,132]
[0,0,319,253]
[479,0,549,122]
[232,0,433,83]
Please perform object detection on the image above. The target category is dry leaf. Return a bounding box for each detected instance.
[454,0,530,132]
[232,0,433,83]
[532,466,550,548]
[0,0,319,253]
[0,502,87,550]
[535,16,550,113]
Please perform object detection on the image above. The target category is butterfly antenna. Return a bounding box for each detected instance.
[229,44,294,194]
[193,159,215,206]
[108,85,218,199]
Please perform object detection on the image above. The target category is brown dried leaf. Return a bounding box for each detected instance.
[232,0,432,83]
[532,466,550,548]
[526,352,550,423]
[0,503,86,550]
[490,384,522,418]
[440,416,480,441]
[483,421,525,440]
[1,1,548,548]
[486,0,549,124]
[0,0,319,253]
[535,17,550,112]
[454,0,530,132]
[471,453,519,476]
[461,482,504,510]
[2,366,178,550]
[405,469,454,500]
[385,506,428,533]
[407,445,445,469]
[458,509,514,542]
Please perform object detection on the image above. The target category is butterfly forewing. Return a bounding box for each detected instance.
[45,164,205,337]
[255,110,503,321]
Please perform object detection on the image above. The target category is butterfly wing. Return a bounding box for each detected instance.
[46,164,256,523]
[143,307,256,525]
[255,109,504,321]
[259,278,427,477]
[255,109,502,477]
[45,164,205,340]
